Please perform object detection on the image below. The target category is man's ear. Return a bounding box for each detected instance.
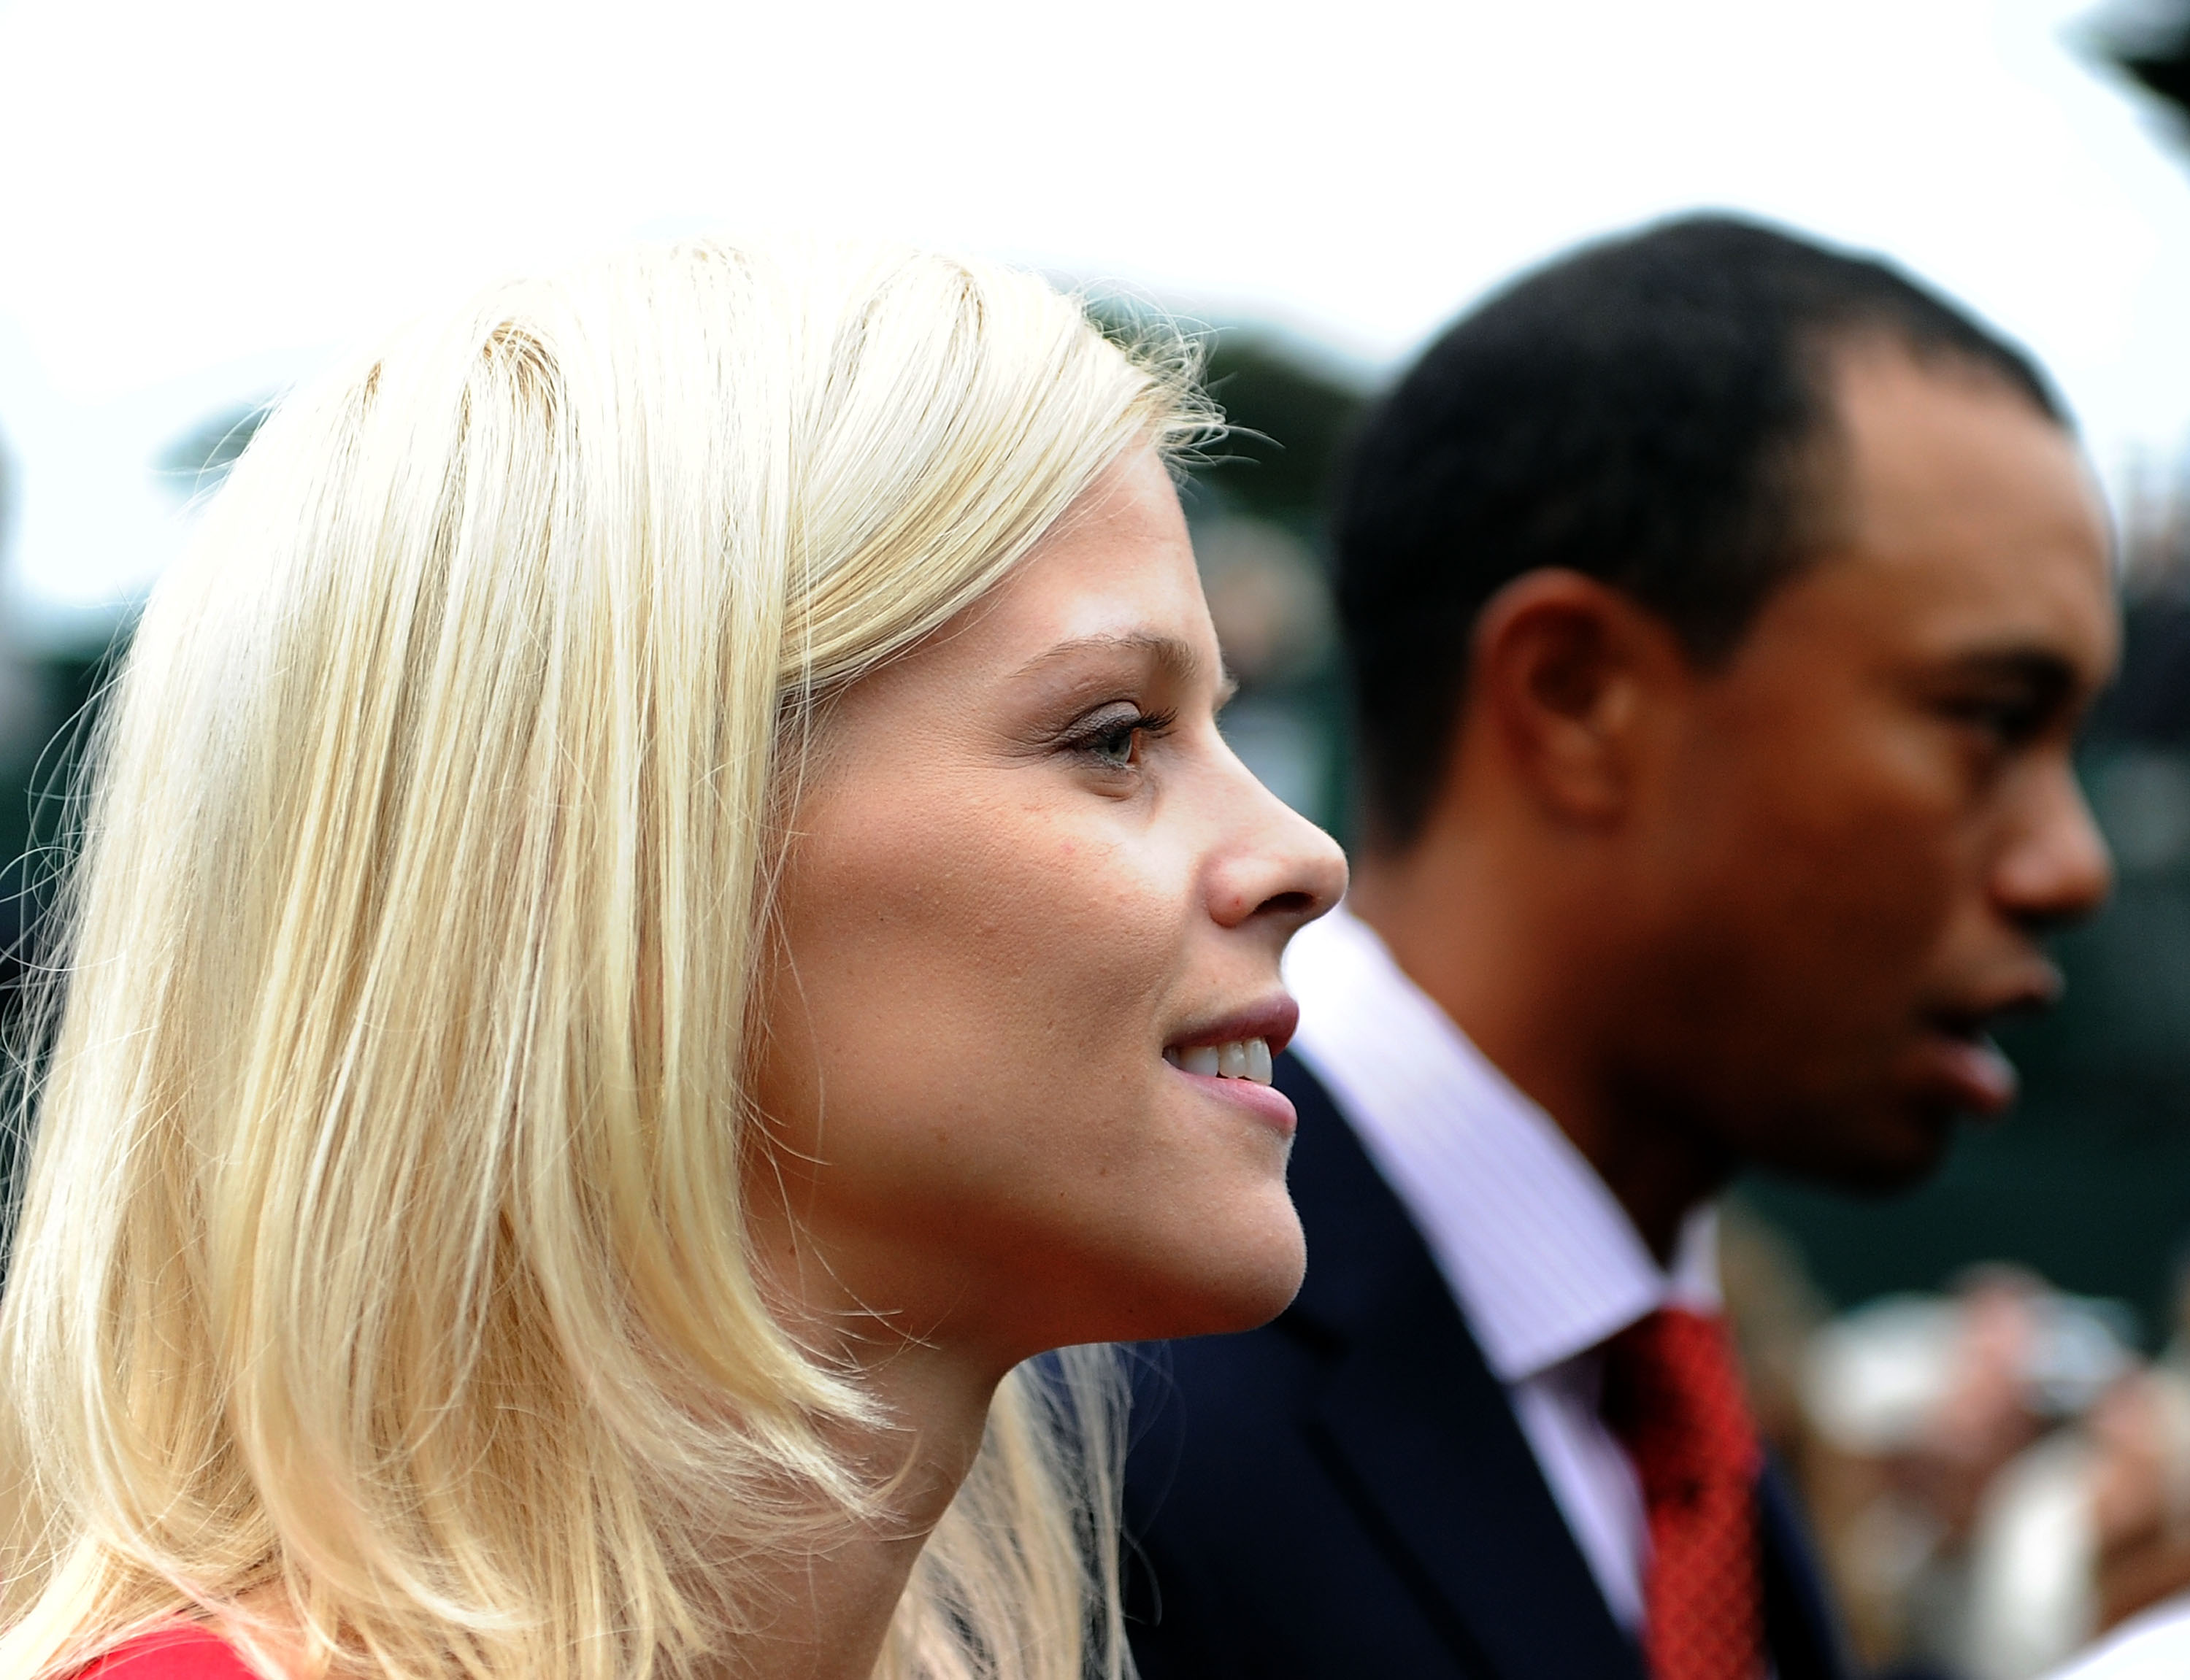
[1464,569,1686,825]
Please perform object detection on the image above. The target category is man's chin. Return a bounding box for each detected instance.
[1758,1098,1968,1195]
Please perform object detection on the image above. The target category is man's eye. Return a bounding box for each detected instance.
[1946,695,2045,747]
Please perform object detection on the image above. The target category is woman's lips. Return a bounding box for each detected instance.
[1162,993,1301,1136]
[1167,994,1300,1060]
[1165,1037,1275,1082]
[1168,1066,1299,1137]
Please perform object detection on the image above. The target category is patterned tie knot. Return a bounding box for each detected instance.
[1599,1306,1764,1680]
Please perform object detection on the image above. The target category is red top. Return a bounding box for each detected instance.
[71,1627,258,1679]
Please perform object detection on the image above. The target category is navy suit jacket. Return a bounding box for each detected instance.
[1123,1053,1851,1680]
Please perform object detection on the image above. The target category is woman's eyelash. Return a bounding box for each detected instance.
[1066,707,1177,766]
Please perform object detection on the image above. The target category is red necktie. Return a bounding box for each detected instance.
[1599,1306,1765,1680]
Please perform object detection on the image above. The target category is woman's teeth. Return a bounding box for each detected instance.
[1164,1038,1275,1084]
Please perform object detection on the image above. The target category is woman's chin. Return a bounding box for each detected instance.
[1114,1209,1308,1344]
[1198,1248,1309,1336]
[940,1200,1310,1361]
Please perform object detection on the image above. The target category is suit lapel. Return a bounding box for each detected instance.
[1761,1459,1851,1680]
[1278,1055,1647,1680]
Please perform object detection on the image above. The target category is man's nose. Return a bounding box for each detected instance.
[1994,763,2113,932]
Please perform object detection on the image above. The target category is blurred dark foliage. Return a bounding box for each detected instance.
[0,398,272,1033]
[1089,301,1373,832]
[0,401,272,1208]
[0,649,114,1003]
[2106,0,2190,125]
[1088,300,1370,528]
[0,644,113,1222]
[1184,333,1369,836]
[1191,336,1369,525]
[2094,599,2190,739]
[154,401,271,498]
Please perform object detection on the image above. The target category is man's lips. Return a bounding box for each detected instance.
[1897,958,2062,1117]
[1907,1025,2020,1115]
[1905,974,2056,1115]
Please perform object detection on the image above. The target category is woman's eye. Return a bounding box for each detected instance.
[1090,721,1141,765]
[1070,709,1174,771]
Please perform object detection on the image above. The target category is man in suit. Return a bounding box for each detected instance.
[1123,216,2118,1680]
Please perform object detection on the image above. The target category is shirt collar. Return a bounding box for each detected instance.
[1283,903,1720,1384]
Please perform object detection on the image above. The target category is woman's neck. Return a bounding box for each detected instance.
[710,1335,1002,1680]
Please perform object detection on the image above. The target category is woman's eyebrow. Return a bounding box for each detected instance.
[1012,631,1206,687]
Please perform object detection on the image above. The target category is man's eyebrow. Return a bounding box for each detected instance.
[1011,631,1209,686]
[1940,646,2086,706]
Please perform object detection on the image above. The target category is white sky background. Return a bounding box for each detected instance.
[3,0,2190,641]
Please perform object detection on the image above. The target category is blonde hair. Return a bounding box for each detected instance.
[0,241,1210,1679]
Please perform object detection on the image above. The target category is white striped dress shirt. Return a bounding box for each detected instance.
[1283,903,1721,1633]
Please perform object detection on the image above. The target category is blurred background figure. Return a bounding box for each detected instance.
[1761,1249,2190,1679]
[1786,1263,2138,1676]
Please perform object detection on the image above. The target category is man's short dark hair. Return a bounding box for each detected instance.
[1334,213,2068,850]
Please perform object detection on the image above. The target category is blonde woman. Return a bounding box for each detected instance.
[0,242,1345,1680]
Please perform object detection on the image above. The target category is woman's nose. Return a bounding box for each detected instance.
[1208,782,1349,932]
